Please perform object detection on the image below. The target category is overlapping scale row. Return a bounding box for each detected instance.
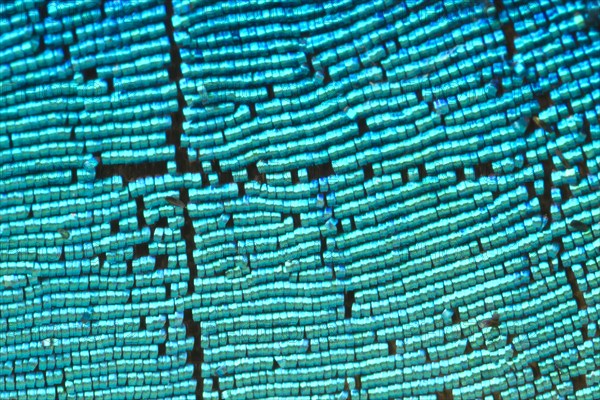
[1,1,194,399]
[171,0,600,399]
[2,0,600,399]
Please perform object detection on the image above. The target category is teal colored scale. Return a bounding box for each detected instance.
[2,0,600,399]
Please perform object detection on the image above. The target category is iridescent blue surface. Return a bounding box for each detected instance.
[1,0,600,399]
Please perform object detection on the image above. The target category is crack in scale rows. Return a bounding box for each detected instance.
[163,0,204,398]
